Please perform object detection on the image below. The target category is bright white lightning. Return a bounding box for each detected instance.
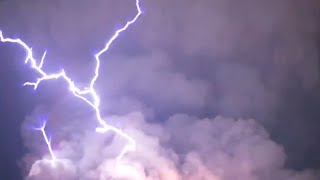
[0,0,142,161]
[33,119,57,161]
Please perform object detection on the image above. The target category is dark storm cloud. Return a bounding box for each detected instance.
[1,0,320,179]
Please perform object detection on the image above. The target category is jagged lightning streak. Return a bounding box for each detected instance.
[33,119,57,161]
[0,0,142,161]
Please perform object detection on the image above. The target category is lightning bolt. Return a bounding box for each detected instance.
[0,0,142,161]
[33,118,57,161]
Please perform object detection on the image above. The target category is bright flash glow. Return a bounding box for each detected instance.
[0,0,142,161]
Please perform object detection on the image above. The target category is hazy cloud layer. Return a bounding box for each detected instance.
[1,0,319,119]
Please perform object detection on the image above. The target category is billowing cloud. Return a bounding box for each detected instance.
[23,112,319,180]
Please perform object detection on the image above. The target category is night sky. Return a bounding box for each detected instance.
[0,45,34,179]
[1,0,320,180]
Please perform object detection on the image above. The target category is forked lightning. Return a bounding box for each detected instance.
[0,0,142,161]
